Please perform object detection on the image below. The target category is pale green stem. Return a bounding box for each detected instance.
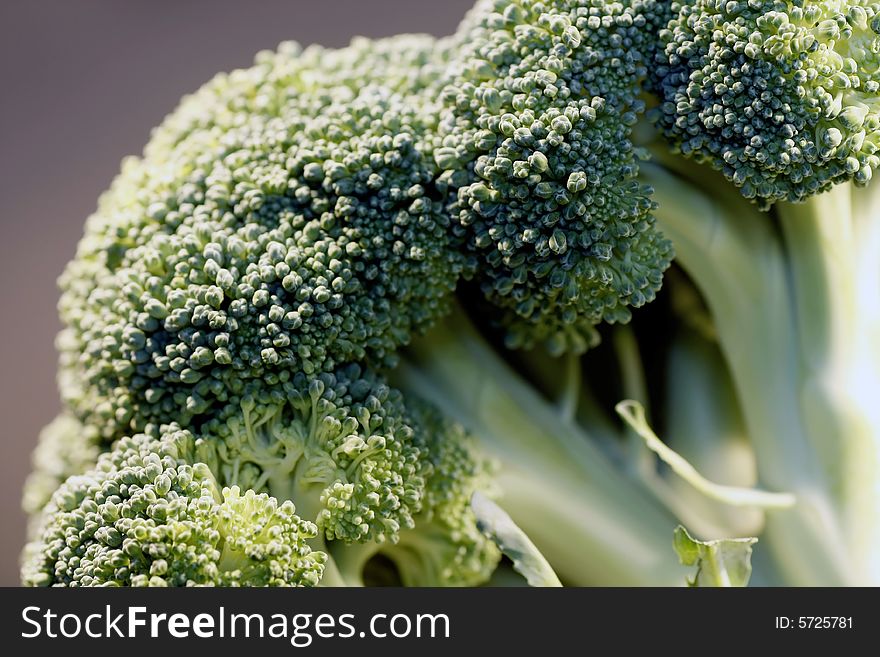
[612,326,655,476]
[397,309,686,586]
[557,352,581,424]
[777,183,880,582]
[642,160,855,585]
[663,326,765,538]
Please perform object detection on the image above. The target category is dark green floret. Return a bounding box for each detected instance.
[654,0,880,206]
[59,50,463,440]
[434,0,673,354]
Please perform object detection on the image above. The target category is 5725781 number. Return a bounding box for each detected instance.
[775,617,853,630]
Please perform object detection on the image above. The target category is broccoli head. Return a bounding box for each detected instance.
[23,428,326,587]
[59,43,463,440]
[434,0,673,354]
[654,0,880,206]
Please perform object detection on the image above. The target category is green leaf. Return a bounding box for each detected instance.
[673,525,757,587]
[471,492,562,587]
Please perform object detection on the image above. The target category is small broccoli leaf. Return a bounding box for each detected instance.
[674,525,757,587]
[471,492,562,587]
[616,400,796,509]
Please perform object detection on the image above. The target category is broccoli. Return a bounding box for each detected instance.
[23,427,326,587]
[434,0,674,354]
[58,52,462,441]
[24,0,880,587]
[641,0,880,584]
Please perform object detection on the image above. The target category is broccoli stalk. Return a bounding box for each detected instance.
[639,0,880,584]
[641,159,880,585]
[661,295,766,541]
[777,186,880,582]
[394,306,688,586]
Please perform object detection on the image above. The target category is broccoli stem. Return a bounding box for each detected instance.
[264,469,354,587]
[396,307,685,586]
[328,528,456,587]
[512,346,625,460]
[612,326,656,477]
[662,323,765,539]
[777,184,880,582]
[642,160,862,584]
[557,352,581,424]
[327,541,376,588]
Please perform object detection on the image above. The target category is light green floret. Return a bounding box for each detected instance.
[22,374,498,588]
[435,0,673,354]
[22,414,101,523]
[59,69,464,439]
[23,430,326,587]
[146,35,450,157]
[201,365,430,550]
[329,400,501,587]
[654,0,880,206]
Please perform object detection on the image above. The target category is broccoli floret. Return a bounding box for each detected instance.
[22,414,101,522]
[22,372,504,588]
[199,365,431,549]
[395,403,501,586]
[330,400,501,587]
[654,0,880,206]
[23,428,326,587]
[434,0,673,354]
[58,45,463,440]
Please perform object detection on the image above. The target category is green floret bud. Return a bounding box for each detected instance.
[654,0,880,205]
[22,434,325,587]
[435,0,673,354]
[202,365,430,546]
[329,399,501,587]
[389,401,501,586]
[58,41,464,440]
[22,414,101,522]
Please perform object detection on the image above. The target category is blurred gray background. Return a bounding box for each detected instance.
[0,0,473,586]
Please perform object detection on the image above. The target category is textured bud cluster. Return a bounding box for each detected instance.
[202,365,430,545]
[23,429,326,587]
[435,0,673,353]
[59,43,463,440]
[654,0,880,206]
